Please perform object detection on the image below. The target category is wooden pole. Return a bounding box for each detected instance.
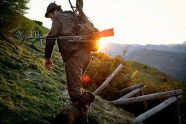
[93,64,124,95]
[118,87,148,110]
[34,31,37,37]
[120,83,144,94]
[17,30,23,40]
[109,89,182,105]
[140,87,148,110]
[118,87,144,100]
[133,96,181,124]
[176,98,182,124]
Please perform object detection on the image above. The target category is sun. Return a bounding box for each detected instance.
[98,37,113,49]
[98,40,105,48]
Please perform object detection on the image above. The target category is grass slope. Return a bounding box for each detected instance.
[0,40,134,124]
[128,61,186,94]
[125,49,186,83]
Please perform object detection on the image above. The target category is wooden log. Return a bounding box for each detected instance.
[133,96,181,124]
[93,64,124,95]
[118,86,148,110]
[109,89,182,105]
[118,87,143,100]
[176,99,181,124]
[120,82,144,93]
[140,87,148,110]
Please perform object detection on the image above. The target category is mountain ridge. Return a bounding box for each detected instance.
[99,43,186,83]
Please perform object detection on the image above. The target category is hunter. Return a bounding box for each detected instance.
[44,2,94,104]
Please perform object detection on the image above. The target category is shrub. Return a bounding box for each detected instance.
[83,52,132,100]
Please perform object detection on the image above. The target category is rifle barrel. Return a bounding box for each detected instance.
[27,28,114,42]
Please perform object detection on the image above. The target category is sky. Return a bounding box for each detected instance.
[25,0,186,45]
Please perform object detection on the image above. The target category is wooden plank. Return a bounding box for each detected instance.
[93,64,124,95]
[109,89,182,105]
[133,96,181,124]
[120,83,144,93]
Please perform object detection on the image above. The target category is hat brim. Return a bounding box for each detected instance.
[45,5,61,18]
[45,12,50,18]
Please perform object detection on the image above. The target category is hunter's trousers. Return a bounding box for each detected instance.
[65,49,91,103]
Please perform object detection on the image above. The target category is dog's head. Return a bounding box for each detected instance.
[79,91,95,107]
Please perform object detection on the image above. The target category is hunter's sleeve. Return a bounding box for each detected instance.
[45,20,61,58]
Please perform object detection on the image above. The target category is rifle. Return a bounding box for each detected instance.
[28,28,114,42]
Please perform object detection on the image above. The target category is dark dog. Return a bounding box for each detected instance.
[54,91,95,124]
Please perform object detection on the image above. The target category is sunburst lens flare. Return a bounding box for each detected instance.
[98,37,113,49]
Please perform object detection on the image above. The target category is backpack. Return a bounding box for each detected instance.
[73,14,99,52]
[68,1,100,52]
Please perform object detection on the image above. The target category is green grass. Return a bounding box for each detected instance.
[127,61,186,99]
[0,40,67,123]
[0,40,134,124]
[89,96,134,124]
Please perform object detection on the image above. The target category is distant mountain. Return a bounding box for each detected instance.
[99,43,186,82]
[99,43,186,56]
[125,49,186,82]
[182,41,186,46]
[99,43,124,57]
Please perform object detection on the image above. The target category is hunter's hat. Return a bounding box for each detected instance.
[45,3,61,18]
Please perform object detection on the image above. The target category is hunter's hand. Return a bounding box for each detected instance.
[44,58,53,69]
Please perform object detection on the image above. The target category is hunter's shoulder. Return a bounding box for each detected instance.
[54,11,74,19]
[62,10,74,15]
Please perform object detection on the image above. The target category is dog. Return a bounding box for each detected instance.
[54,91,95,124]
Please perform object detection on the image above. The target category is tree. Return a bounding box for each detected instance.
[0,0,30,15]
[0,0,30,44]
[0,0,30,28]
